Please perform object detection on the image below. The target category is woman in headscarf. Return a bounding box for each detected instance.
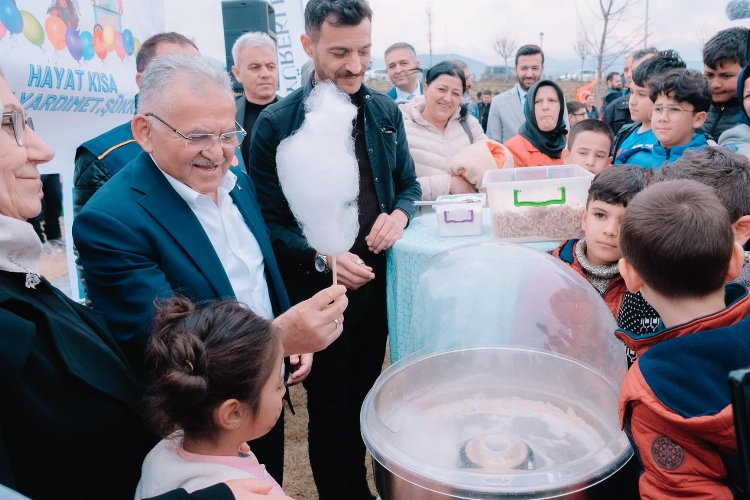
[504,80,568,167]
[0,69,289,500]
[719,64,750,158]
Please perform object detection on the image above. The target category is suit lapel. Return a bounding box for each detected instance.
[131,154,235,299]
[511,85,525,123]
[236,97,246,125]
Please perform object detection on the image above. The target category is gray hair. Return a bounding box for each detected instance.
[385,42,416,58]
[138,55,233,116]
[231,32,276,67]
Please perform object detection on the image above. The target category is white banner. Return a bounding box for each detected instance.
[1,0,227,300]
[269,0,308,97]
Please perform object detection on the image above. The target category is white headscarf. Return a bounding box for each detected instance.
[0,214,42,287]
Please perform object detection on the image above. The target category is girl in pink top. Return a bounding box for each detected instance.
[135,298,291,499]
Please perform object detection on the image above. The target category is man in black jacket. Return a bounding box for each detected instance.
[248,1,420,498]
[700,27,746,140]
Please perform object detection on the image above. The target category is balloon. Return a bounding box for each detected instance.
[93,29,106,60]
[114,30,125,59]
[122,28,134,55]
[21,11,43,47]
[80,30,93,60]
[0,0,22,35]
[0,19,6,39]
[102,24,114,51]
[44,14,66,50]
[65,28,82,61]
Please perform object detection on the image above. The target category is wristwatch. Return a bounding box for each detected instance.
[315,253,330,273]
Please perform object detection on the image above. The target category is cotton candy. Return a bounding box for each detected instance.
[276,81,360,255]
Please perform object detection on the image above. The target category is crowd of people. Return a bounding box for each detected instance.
[1,0,750,498]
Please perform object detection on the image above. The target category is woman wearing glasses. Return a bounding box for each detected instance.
[0,67,297,499]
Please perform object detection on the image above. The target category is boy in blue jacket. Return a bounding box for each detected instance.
[624,68,710,169]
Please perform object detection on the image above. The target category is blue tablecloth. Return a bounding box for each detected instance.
[386,208,559,361]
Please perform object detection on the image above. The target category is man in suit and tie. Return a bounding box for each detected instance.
[231,32,280,168]
[487,44,545,143]
[384,42,423,104]
[73,55,347,487]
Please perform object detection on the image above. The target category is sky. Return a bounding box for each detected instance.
[365,0,746,71]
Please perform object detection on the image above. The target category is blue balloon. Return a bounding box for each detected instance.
[66,28,82,61]
[80,30,94,61]
[0,0,22,34]
[122,28,134,55]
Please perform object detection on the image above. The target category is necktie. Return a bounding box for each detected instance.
[407,93,415,101]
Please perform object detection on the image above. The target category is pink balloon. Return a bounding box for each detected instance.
[114,30,125,59]
[0,19,6,39]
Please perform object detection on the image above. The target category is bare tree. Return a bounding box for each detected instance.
[426,0,434,67]
[493,36,517,82]
[573,32,590,77]
[576,0,642,103]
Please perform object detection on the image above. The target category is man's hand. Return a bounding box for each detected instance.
[450,174,477,194]
[330,252,375,290]
[273,284,347,355]
[365,211,408,254]
[225,478,294,499]
[286,353,313,385]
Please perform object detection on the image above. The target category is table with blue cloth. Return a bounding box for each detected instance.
[386,208,559,362]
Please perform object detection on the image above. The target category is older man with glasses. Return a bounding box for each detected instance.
[73,55,348,486]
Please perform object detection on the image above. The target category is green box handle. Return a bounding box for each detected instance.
[513,186,567,207]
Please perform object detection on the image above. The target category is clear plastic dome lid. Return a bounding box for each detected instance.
[362,242,632,498]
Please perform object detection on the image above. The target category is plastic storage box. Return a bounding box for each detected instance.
[434,193,485,237]
[482,165,594,241]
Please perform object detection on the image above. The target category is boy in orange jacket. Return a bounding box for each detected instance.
[616,179,749,499]
[552,164,649,318]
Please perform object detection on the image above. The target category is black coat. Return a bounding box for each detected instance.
[0,271,233,500]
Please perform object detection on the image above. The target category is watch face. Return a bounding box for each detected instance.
[315,255,327,273]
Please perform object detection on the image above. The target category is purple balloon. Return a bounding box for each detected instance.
[65,28,83,61]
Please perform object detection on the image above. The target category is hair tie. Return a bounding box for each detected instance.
[185,360,194,373]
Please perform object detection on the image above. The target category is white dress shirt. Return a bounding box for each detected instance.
[395,83,422,103]
[157,161,274,320]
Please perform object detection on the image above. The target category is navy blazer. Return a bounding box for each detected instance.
[73,151,290,350]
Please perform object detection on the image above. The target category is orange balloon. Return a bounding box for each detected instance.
[102,24,115,51]
[45,15,66,50]
[93,29,107,60]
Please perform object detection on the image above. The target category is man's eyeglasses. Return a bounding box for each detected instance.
[2,111,34,147]
[571,112,588,117]
[650,105,695,119]
[145,112,246,152]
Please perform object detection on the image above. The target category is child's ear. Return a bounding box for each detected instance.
[580,205,588,232]
[607,155,613,166]
[692,110,708,130]
[562,148,570,162]
[212,399,245,431]
[732,215,750,246]
[619,257,644,293]
[726,241,746,282]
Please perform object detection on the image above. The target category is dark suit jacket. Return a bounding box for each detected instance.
[0,271,234,500]
[72,152,290,363]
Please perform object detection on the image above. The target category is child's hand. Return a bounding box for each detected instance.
[225,478,294,499]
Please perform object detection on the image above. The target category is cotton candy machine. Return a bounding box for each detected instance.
[362,242,634,499]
